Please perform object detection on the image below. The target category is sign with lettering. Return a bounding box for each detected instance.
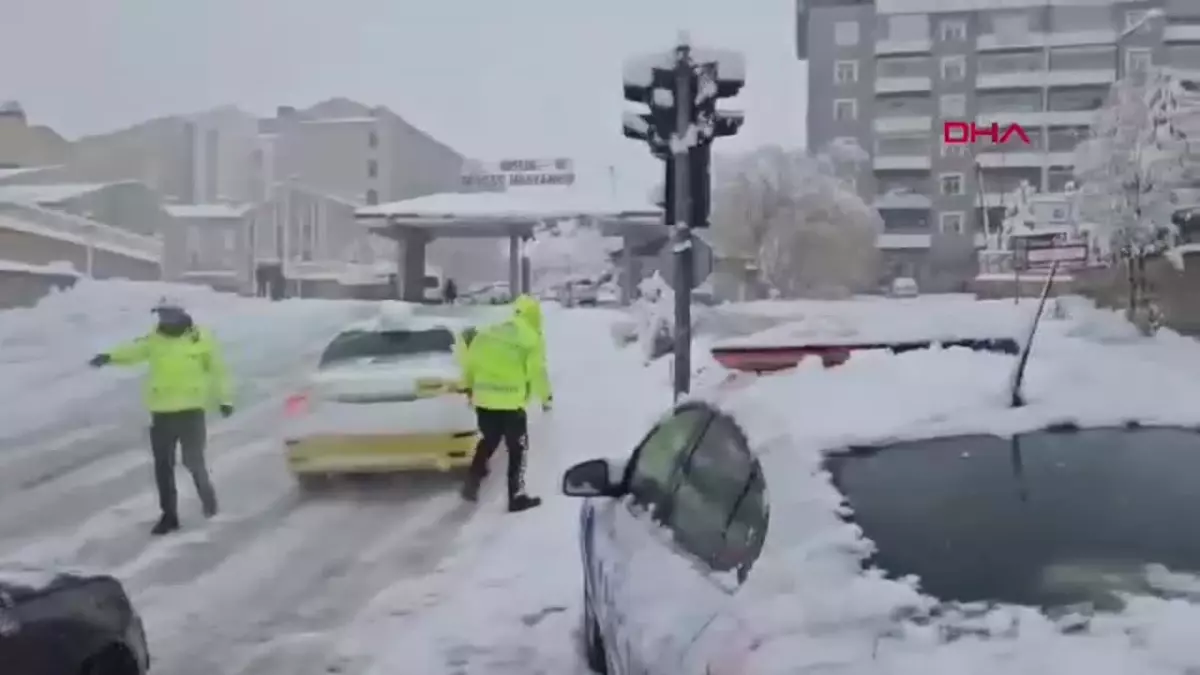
[461,157,576,188]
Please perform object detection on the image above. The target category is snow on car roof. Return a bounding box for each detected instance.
[696,297,1200,672]
[713,295,1021,349]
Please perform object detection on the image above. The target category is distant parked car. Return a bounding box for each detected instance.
[0,564,150,674]
[889,276,919,298]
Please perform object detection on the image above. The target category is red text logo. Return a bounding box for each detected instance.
[943,121,1031,145]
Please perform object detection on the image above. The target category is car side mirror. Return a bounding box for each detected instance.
[562,458,623,497]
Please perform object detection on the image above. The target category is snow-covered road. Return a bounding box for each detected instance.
[0,281,663,674]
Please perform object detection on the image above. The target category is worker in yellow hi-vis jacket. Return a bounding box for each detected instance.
[89,303,233,535]
[458,295,552,512]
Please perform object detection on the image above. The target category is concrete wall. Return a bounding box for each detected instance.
[0,228,160,280]
[0,269,77,309]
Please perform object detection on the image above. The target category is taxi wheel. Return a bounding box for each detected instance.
[582,591,609,674]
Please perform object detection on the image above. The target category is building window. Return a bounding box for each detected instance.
[834,99,857,121]
[1126,48,1153,75]
[939,211,965,233]
[835,61,859,84]
[939,94,966,117]
[367,159,378,178]
[368,130,379,148]
[939,20,967,41]
[366,189,379,205]
[940,173,964,195]
[835,21,860,46]
[941,55,966,81]
[941,144,970,158]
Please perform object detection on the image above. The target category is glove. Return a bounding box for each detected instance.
[219,404,234,418]
[88,354,111,368]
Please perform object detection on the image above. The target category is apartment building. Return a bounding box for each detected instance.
[36,106,258,205]
[798,0,1200,288]
[253,98,465,206]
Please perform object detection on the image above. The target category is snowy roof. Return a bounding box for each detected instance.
[0,182,122,204]
[165,203,254,219]
[0,165,61,181]
[0,259,79,277]
[357,190,662,222]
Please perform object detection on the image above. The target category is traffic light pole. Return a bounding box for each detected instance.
[671,45,694,402]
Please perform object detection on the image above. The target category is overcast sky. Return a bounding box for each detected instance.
[2,0,808,196]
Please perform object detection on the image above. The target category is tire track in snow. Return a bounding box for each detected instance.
[0,396,287,551]
[139,484,465,675]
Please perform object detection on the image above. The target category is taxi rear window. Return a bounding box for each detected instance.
[319,328,454,368]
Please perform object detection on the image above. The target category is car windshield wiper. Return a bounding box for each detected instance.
[1007,260,1061,408]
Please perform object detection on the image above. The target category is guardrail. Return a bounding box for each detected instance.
[0,202,163,262]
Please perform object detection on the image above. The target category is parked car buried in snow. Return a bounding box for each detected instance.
[0,565,150,674]
[281,312,477,486]
[561,266,1200,674]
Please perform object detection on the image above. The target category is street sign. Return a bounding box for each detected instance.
[1015,234,1088,271]
[461,157,576,188]
[657,234,712,290]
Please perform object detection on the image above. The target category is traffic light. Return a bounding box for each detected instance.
[692,61,745,147]
[660,145,711,226]
[622,66,675,159]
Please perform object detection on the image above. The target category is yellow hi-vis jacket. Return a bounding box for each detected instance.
[461,317,549,411]
[104,327,233,413]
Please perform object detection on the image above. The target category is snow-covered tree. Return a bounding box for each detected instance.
[525,218,611,290]
[709,142,882,298]
[1072,69,1193,261]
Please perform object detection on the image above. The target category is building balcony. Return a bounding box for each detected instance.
[877,232,932,249]
[873,192,932,210]
[975,110,1099,127]
[874,76,932,94]
[1045,151,1075,166]
[977,29,1116,51]
[976,31,1046,51]
[1048,29,1117,48]
[1165,25,1200,43]
[873,115,933,134]
[873,155,932,170]
[974,151,1045,168]
[875,38,932,55]
[976,69,1116,90]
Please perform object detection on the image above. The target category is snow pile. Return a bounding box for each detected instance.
[0,279,375,439]
[632,272,676,361]
[701,300,1200,673]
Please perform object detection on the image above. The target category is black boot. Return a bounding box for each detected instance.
[461,479,481,502]
[202,495,218,519]
[151,513,180,536]
[508,494,542,513]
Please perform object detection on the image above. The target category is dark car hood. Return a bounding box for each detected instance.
[0,564,97,604]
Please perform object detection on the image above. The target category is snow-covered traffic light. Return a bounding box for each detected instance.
[621,39,744,401]
[622,67,676,159]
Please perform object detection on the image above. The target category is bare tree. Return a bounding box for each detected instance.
[710,143,882,298]
[1073,68,1196,330]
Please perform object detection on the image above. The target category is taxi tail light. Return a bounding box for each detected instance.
[284,392,310,417]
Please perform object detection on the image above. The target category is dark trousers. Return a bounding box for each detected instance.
[150,409,217,517]
[466,408,529,501]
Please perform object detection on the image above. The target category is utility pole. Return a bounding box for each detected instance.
[622,37,745,401]
[671,40,695,401]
